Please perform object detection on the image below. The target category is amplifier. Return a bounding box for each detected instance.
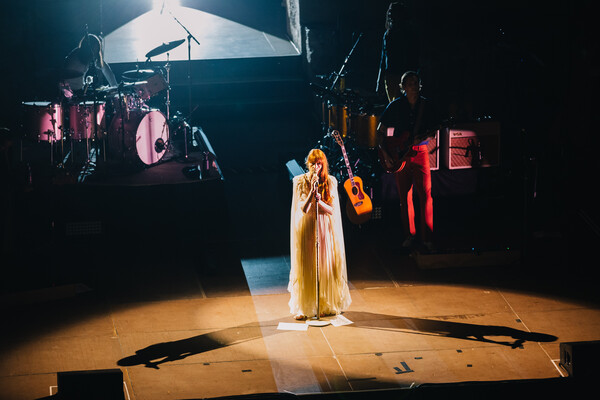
[442,121,500,169]
[426,130,439,171]
[560,340,600,378]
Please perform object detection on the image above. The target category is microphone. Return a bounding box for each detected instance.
[312,164,321,190]
[83,75,93,95]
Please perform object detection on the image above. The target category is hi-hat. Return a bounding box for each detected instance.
[122,69,155,81]
[145,39,185,59]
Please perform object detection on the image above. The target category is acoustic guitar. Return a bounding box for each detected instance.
[331,130,372,224]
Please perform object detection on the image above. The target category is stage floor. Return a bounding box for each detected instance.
[1,188,599,399]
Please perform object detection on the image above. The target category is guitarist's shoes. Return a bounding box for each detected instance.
[402,235,416,248]
[422,241,435,253]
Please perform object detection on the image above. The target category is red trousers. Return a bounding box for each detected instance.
[394,145,434,241]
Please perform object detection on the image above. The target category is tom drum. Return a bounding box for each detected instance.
[69,101,106,140]
[351,113,378,148]
[21,101,63,142]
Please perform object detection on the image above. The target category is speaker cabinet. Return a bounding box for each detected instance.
[442,121,500,169]
[426,130,439,171]
[57,369,125,400]
[560,340,600,378]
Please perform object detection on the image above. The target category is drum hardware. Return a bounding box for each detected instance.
[68,100,107,164]
[143,38,181,121]
[164,59,171,120]
[21,101,65,165]
[144,5,199,160]
[116,83,129,162]
[129,61,172,120]
[161,5,200,141]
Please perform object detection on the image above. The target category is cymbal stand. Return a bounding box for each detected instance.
[117,83,128,162]
[164,55,171,120]
[329,33,362,92]
[49,107,59,166]
[84,105,91,164]
[91,94,103,165]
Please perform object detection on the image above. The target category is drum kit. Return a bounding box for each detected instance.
[315,81,381,149]
[20,39,186,169]
[312,33,383,150]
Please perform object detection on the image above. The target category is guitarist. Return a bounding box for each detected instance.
[377,71,437,251]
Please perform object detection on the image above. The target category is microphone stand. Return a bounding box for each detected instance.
[307,175,330,327]
[314,33,363,160]
[328,33,362,92]
[165,6,200,161]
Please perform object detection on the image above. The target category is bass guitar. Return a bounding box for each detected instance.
[331,130,372,224]
[378,126,438,173]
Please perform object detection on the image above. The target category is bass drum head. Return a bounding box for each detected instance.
[108,110,168,165]
[136,110,168,165]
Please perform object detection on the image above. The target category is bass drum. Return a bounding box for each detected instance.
[108,110,169,165]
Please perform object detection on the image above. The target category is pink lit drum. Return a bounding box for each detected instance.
[21,101,63,142]
[110,93,144,115]
[69,101,106,140]
[108,110,169,165]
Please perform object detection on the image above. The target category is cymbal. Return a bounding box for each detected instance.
[145,39,185,59]
[95,85,118,92]
[122,69,156,81]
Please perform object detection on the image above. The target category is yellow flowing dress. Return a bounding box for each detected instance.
[288,173,351,317]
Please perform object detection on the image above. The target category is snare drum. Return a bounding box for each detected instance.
[108,109,169,165]
[69,101,106,140]
[21,101,63,142]
[110,93,144,115]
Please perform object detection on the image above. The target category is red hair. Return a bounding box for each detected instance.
[305,149,331,204]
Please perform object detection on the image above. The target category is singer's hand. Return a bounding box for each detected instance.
[310,173,319,190]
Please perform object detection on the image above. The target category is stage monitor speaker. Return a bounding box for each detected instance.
[426,130,439,171]
[560,340,600,378]
[286,159,305,180]
[57,369,125,400]
[442,121,500,169]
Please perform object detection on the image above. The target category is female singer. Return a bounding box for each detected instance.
[288,149,351,320]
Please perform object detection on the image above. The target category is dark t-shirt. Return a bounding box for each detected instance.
[379,95,438,145]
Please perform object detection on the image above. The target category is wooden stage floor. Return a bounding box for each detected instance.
[1,168,599,399]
